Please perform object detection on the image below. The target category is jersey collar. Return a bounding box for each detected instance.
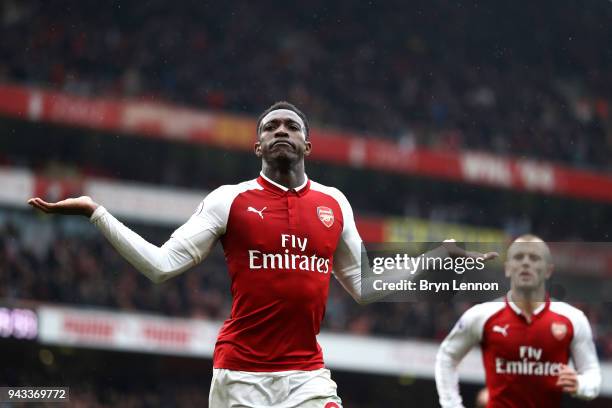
[258,171,310,196]
[506,291,549,317]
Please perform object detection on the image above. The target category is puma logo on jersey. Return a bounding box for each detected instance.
[247,206,267,219]
[493,324,509,337]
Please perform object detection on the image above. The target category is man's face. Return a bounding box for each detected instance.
[255,110,311,163]
[505,240,553,291]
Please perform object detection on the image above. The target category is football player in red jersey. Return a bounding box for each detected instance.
[435,235,601,408]
[29,101,495,407]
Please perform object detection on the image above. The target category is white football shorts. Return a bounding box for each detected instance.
[208,368,343,408]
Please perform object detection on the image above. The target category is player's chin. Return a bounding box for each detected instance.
[515,279,537,289]
[268,149,301,161]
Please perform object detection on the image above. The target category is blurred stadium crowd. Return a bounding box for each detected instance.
[1,0,611,168]
[2,214,612,361]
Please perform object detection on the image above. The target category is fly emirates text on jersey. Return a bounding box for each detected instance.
[248,234,331,273]
[496,346,563,376]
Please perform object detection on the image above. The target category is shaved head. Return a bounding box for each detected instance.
[507,234,552,264]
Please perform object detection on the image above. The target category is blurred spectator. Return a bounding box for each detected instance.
[1,0,611,168]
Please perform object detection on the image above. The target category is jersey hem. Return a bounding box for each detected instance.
[213,359,325,372]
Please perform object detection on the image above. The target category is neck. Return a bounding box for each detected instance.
[511,287,546,316]
[261,160,306,189]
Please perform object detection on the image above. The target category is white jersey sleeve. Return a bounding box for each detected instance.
[309,182,365,304]
[571,313,601,399]
[170,185,239,263]
[90,205,202,283]
[89,185,239,283]
[550,302,601,400]
[325,187,365,304]
[435,302,504,408]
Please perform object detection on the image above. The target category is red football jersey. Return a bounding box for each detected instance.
[436,295,601,407]
[172,173,362,371]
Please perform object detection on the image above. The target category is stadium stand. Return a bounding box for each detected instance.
[1,0,611,168]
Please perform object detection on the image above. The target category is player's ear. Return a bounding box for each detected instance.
[254,139,262,157]
[504,261,511,278]
[545,263,554,279]
[304,140,312,157]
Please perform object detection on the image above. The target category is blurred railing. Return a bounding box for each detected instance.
[2,84,612,202]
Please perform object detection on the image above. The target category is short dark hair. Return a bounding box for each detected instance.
[256,101,310,139]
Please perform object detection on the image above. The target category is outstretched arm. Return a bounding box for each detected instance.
[28,196,218,283]
[330,189,497,304]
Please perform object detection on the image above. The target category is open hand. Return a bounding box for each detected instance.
[443,239,499,262]
[27,196,99,217]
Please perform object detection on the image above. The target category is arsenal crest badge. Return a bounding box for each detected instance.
[317,206,334,228]
[551,322,567,340]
